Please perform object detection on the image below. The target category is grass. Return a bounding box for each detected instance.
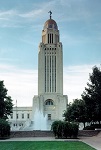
[0,141,96,150]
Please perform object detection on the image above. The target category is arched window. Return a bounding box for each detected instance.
[45,99,53,105]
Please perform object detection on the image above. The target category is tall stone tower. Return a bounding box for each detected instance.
[33,12,68,123]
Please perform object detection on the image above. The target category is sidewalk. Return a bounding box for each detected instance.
[0,137,78,142]
[80,132,101,150]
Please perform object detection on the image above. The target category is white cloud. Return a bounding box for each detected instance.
[0,0,99,29]
[63,64,96,102]
[0,9,17,17]
[0,63,97,107]
[19,9,43,18]
[0,64,38,107]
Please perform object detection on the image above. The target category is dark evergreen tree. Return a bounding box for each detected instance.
[82,66,101,124]
[0,81,13,119]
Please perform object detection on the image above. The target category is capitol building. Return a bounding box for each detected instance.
[8,12,68,130]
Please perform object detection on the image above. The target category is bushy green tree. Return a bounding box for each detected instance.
[64,66,101,127]
[63,99,87,128]
[82,66,101,124]
[0,81,13,119]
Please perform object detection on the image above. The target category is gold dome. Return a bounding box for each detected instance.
[43,19,58,30]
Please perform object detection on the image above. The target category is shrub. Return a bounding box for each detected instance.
[91,124,101,129]
[71,123,78,138]
[83,125,95,130]
[51,121,79,139]
[51,121,64,138]
[0,119,10,139]
[83,124,101,130]
[62,121,69,138]
[51,120,59,137]
[56,121,64,138]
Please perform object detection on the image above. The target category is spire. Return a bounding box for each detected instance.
[48,10,52,19]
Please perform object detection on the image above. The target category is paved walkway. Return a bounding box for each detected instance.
[80,132,101,150]
[0,137,78,141]
[0,132,101,150]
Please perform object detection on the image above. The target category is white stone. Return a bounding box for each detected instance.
[8,17,68,131]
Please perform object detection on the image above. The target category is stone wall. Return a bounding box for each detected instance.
[10,130,100,138]
[78,130,100,137]
[10,131,54,138]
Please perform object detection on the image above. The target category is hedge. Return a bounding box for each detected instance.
[51,121,78,139]
[83,124,101,130]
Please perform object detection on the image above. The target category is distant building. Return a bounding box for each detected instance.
[8,12,68,130]
[8,107,32,130]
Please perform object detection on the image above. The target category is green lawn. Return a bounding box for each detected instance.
[0,141,96,150]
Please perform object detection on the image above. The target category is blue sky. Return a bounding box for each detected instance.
[0,0,101,106]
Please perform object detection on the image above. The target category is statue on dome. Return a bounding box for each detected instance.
[48,11,52,19]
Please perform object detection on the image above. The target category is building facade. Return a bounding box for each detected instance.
[32,13,68,122]
[8,13,68,130]
[8,107,32,130]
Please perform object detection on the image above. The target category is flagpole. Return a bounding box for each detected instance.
[16,100,17,128]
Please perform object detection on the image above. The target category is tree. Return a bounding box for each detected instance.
[0,81,13,119]
[0,119,10,138]
[63,99,87,128]
[82,66,101,124]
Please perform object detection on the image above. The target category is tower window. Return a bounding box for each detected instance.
[45,56,46,92]
[50,34,51,43]
[49,24,52,28]
[45,99,53,105]
[55,56,56,92]
[48,34,49,43]
[48,114,51,120]
[52,34,53,43]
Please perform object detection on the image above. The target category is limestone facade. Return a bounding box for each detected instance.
[8,16,68,130]
[8,107,32,130]
[33,17,68,121]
